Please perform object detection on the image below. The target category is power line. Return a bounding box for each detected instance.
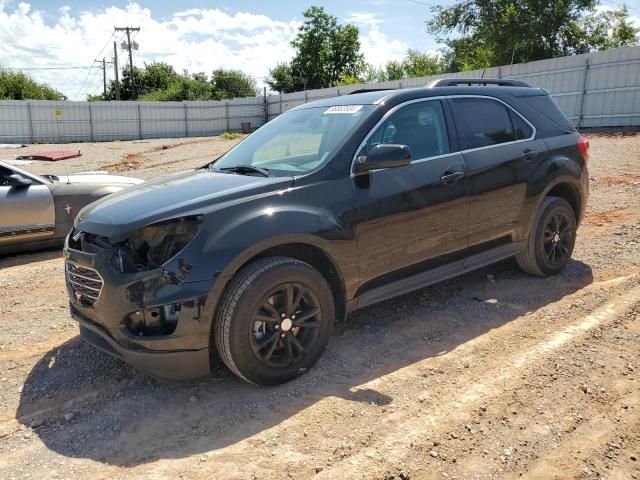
[2,66,100,70]
[406,0,437,7]
[73,32,116,100]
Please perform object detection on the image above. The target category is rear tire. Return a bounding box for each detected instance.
[214,256,334,386]
[516,196,577,277]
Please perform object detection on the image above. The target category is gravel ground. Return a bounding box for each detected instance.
[0,133,638,480]
[3,135,245,180]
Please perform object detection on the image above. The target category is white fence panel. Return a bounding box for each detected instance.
[0,46,638,143]
[0,101,30,143]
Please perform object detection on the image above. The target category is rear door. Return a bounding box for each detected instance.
[352,98,469,293]
[448,96,546,256]
[0,166,55,246]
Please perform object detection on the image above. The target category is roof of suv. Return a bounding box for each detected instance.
[298,83,547,109]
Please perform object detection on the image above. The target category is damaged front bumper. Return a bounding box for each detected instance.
[63,235,215,380]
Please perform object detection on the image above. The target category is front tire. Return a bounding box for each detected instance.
[516,196,577,277]
[214,256,334,386]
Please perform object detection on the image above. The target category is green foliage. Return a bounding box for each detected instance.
[95,63,257,101]
[0,69,66,100]
[384,60,405,81]
[574,6,640,53]
[267,63,295,94]
[220,132,243,139]
[334,74,362,86]
[266,6,365,93]
[362,51,446,83]
[140,75,213,101]
[402,49,445,77]
[428,0,640,70]
[211,69,257,99]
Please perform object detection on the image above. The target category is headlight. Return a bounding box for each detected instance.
[115,215,202,272]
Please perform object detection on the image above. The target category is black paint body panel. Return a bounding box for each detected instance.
[64,85,589,379]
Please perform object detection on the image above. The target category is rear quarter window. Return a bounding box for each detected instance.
[519,94,575,132]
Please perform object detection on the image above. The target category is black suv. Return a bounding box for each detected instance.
[64,78,589,385]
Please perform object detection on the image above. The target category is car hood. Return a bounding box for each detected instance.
[74,169,293,241]
[52,172,142,185]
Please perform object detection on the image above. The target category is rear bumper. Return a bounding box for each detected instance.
[72,305,210,380]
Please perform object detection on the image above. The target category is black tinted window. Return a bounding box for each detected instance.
[0,167,13,186]
[520,94,574,132]
[511,111,533,140]
[365,100,449,160]
[451,98,529,149]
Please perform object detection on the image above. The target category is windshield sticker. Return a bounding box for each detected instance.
[324,105,363,114]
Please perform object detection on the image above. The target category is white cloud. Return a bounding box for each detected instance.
[347,12,408,66]
[0,3,415,100]
[0,2,300,99]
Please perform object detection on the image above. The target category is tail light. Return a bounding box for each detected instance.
[578,135,589,163]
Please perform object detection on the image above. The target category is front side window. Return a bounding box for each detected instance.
[450,97,532,149]
[362,100,450,160]
[214,105,374,176]
[0,166,13,186]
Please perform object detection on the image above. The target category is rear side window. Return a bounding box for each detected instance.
[364,99,450,160]
[450,98,532,149]
[511,111,534,139]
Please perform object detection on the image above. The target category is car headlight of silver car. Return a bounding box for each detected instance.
[114,215,202,272]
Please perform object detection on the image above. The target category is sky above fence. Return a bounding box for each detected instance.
[3,1,639,101]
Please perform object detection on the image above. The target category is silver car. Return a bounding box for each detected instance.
[0,160,142,254]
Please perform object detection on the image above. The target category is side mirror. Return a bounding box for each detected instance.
[8,174,32,188]
[354,144,412,173]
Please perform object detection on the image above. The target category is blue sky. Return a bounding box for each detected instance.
[0,1,637,100]
[21,0,445,52]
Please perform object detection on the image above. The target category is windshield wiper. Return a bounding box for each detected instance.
[216,165,272,177]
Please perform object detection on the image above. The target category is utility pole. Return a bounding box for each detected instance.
[94,58,112,97]
[115,26,140,98]
[113,41,120,100]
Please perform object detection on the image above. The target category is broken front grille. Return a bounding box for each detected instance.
[65,262,103,307]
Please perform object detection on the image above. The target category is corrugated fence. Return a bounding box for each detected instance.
[1,46,639,144]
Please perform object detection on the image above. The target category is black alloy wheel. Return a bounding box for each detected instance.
[249,283,322,368]
[542,210,573,267]
[214,256,334,386]
[516,196,577,277]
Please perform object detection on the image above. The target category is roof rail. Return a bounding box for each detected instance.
[347,88,395,95]
[427,78,531,88]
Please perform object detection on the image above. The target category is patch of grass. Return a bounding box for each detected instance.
[220,132,243,140]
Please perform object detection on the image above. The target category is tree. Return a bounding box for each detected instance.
[364,51,445,83]
[211,69,257,99]
[140,62,178,94]
[574,6,640,53]
[266,62,295,93]
[140,74,213,101]
[97,64,258,101]
[402,49,444,77]
[102,65,142,100]
[0,69,66,100]
[427,0,639,71]
[384,60,405,81]
[266,6,365,92]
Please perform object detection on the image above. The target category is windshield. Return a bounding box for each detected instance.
[213,105,374,176]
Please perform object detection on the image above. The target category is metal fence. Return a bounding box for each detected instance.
[1,46,639,144]
[267,45,640,129]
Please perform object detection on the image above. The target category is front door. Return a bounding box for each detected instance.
[0,166,55,246]
[352,99,469,294]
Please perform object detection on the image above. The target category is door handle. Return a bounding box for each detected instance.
[521,149,538,162]
[440,171,465,184]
